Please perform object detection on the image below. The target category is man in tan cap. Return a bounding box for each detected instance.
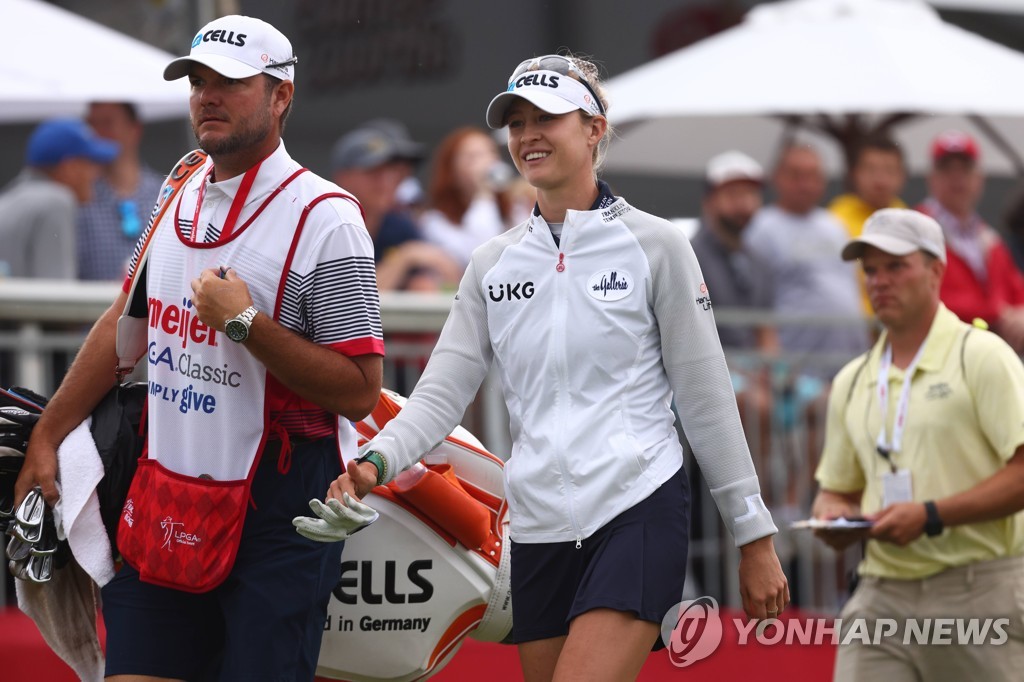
[812,208,1024,680]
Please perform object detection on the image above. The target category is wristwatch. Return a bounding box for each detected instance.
[356,450,388,487]
[923,500,944,537]
[225,306,259,343]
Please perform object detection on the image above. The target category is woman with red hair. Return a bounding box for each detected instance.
[420,127,531,268]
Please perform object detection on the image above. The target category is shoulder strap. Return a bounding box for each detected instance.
[845,351,872,408]
[115,150,208,379]
[122,150,208,310]
[960,326,976,412]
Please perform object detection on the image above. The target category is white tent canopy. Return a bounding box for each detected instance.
[3,0,188,122]
[604,0,1024,177]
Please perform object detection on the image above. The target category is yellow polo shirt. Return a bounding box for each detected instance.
[829,193,908,315]
[816,304,1024,579]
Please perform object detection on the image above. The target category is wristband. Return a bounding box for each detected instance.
[923,500,944,537]
[356,450,388,487]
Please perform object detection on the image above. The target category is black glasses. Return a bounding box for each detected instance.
[507,55,606,116]
[119,200,142,239]
[265,56,298,73]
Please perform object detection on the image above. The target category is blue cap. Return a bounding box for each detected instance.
[26,119,120,166]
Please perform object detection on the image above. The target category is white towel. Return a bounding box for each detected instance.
[54,418,114,587]
[17,560,104,682]
[16,417,113,682]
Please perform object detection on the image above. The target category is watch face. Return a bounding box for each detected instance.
[225,319,248,342]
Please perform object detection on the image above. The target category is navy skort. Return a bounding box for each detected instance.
[510,464,690,645]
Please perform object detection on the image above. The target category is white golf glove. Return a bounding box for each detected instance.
[292,493,379,543]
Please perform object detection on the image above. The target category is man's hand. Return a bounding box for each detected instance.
[811,489,868,550]
[13,438,60,508]
[292,493,379,543]
[190,267,254,330]
[868,502,927,546]
[738,536,790,620]
[328,459,380,502]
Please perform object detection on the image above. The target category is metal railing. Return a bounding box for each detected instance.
[0,278,872,613]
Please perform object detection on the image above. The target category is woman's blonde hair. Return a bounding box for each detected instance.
[520,51,613,174]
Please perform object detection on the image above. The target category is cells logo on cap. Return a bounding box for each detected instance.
[660,596,723,668]
[191,33,203,48]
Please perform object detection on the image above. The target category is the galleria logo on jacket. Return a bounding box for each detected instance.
[587,269,633,302]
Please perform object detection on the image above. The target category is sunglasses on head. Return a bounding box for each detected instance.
[507,54,606,116]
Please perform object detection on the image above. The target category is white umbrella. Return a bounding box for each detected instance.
[603,0,1024,177]
[3,0,188,122]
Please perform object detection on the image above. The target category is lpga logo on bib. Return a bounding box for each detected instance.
[660,596,723,668]
[160,516,202,551]
[587,269,633,301]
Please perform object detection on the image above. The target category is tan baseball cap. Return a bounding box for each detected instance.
[841,208,946,264]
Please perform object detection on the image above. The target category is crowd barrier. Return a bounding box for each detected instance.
[0,278,872,615]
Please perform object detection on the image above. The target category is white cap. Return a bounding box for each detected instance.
[486,70,603,129]
[164,15,296,82]
[841,208,947,264]
[705,151,764,190]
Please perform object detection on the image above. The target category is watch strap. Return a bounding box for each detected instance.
[236,305,258,326]
[357,450,388,487]
[923,500,944,537]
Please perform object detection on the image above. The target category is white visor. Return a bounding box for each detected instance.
[486,70,603,129]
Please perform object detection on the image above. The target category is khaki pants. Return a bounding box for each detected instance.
[834,555,1024,682]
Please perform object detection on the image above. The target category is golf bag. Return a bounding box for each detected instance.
[316,389,513,682]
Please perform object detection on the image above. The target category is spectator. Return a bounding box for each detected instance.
[331,124,461,291]
[829,136,908,239]
[916,130,1024,352]
[691,150,777,353]
[813,208,1024,680]
[690,150,776,474]
[746,143,870,524]
[747,143,869,378]
[77,102,166,281]
[829,136,908,314]
[419,127,532,268]
[361,117,428,215]
[1000,180,1024,274]
[0,119,117,279]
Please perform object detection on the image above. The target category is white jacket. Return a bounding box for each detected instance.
[367,185,777,546]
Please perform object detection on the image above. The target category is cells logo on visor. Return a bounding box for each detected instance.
[511,73,560,90]
[191,33,203,48]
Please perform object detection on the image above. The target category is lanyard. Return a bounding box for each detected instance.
[875,341,926,471]
[185,161,263,243]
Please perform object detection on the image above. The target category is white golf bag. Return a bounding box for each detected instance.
[316,390,513,681]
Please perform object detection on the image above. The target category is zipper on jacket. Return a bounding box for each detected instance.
[551,216,584,548]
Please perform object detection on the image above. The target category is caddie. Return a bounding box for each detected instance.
[15,15,383,681]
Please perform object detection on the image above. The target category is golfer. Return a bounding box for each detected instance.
[324,52,788,681]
